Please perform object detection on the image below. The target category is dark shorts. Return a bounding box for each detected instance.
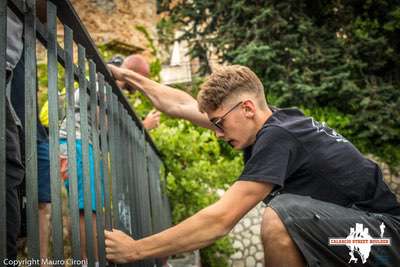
[267,193,400,267]
[37,141,51,203]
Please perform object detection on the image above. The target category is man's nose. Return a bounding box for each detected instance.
[215,129,225,139]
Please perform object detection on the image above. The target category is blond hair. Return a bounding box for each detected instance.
[197,65,266,112]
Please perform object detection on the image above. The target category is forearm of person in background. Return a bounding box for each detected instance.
[108,64,214,130]
[142,109,161,130]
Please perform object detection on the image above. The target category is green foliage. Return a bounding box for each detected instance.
[200,237,235,267]
[135,25,162,82]
[156,17,176,55]
[157,0,400,172]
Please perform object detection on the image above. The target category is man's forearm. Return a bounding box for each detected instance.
[130,75,186,115]
[105,181,272,264]
[130,205,231,261]
[120,68,213,129]
[122,69,193,114]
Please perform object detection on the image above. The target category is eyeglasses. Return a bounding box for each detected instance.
[210,101,243,131]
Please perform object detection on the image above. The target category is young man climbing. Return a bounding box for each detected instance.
[105,64,400,266]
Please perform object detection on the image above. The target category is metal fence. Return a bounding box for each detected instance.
[1,0,172,266]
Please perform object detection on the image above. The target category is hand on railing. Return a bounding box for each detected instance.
[107,64,148,92]
[104,229,138,263]
[108,64,128,89]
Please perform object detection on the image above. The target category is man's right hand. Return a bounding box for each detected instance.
[108,64,129,90]
[108,64,125,80]
[109,64,149,93]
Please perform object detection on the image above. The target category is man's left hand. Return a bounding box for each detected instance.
[143,109,161,130]
[105,229,138,263]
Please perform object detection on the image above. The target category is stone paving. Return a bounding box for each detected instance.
[229,203,266,267]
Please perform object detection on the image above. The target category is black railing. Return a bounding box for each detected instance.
[1,0,172,266]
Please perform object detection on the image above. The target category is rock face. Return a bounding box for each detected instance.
[70,0,159,56]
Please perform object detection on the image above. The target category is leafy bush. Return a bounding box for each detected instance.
[157,0,400,172]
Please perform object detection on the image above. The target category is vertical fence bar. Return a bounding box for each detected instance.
[118,106,125,233]
[105,85,117,267]
[160,170,172,229]
[148,147,163,234]
[120,110,132,235]
[131,125,140,239]
[140,131,154,267]
[155,158,164,231]
[0,1,7,260]
[136,130,144,240]
[136,127,148,267]
[136,127,146,241]
[113,95,121,230]
[114,100,126,267]
[120,109,131,235]
[98,77,112,232]
[147,147,163,267]
[24,0,40,263]
[89,61,107,267]
[117,104,124,235]
[130,124,141,239]
[64,25,81,265]
[114,103,122,236]
[129,121,143,267]
[125,112,140,267]
[78,45,95,267]
[47,2,64,264]
[142,132,153,238]
[107,90,119,229]
[127,118,137,237]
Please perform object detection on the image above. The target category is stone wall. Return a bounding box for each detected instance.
[229,203,265,267]
[378,161,400,203]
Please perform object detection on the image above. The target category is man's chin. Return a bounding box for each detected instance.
[228,140,243,150]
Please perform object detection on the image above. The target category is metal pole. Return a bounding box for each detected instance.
[64,25,81,265]
[47,2,64,264]
[0,1,8,260]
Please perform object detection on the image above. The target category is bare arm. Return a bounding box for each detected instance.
[108,64,214,130]
[105,180,272,263]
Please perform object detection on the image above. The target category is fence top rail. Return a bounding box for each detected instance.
[8,0,163,159]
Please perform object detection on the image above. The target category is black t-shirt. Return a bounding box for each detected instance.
[239,108,400,216]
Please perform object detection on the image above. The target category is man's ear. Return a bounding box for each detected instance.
[242,100,256,118]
